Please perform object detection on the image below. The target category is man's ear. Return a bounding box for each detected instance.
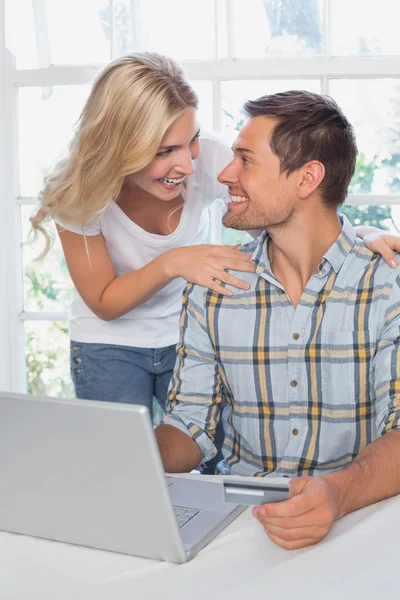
[297,161,325,199]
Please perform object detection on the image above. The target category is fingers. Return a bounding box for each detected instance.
[253,493,313,520]
[206,280,233,296]
[213,245,253,263]
[363,234,399,268]
[210,253,254,273]
[252,477,337,550]
[266,531,320,551]
[219,272,251,290]
[253,505,330,529]
[227,259,255,273]
[381,250,398,268]
[253,502,333,550]
[263,522,327,543]
[204,272,249,295]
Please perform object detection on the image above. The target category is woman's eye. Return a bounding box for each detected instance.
[156,149,172,157]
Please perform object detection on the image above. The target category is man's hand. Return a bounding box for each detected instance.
[252,476,341,550]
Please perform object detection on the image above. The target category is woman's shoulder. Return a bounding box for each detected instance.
[54,204,112,236]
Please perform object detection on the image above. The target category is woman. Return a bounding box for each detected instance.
[30,52,400,419]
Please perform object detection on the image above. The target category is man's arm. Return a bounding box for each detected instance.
[155,283,224,473]
[155,424,202,473]
[253,429,400,550]
[253,272,400,550]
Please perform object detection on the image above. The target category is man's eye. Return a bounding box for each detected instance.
[242,157,250,165]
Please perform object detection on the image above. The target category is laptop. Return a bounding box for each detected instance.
[0,392,244,563]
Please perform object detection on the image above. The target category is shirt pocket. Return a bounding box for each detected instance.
[318,330,377,407]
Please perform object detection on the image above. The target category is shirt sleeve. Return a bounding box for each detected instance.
[53,214,102,236]
[163,283,224,463]
[374,272,400,436]
[199,134,233,207]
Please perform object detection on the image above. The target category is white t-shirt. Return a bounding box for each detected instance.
[56,132,233,348]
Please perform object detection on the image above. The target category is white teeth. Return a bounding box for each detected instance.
[229,195,248,203]
[160,176,185,185]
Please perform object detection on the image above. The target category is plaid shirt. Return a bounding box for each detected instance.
[164,216,400,477]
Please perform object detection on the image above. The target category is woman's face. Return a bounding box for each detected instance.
[126,106,200,201]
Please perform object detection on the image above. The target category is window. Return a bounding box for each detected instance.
[2,0,400,395]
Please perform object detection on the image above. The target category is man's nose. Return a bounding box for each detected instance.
[218,159,238,185]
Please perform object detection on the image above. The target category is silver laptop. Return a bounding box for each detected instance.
[0,392,244,563]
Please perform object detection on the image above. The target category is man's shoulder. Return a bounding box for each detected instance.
[238,235,263,256]
[347,240,400,287]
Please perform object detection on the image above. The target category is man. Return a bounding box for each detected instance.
[155,90,400,550]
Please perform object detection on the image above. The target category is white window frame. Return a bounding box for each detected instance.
[1,0,400,392]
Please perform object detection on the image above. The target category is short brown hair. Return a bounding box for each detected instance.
[243,90,357,208]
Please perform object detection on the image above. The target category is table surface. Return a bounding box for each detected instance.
[1,474,399,600]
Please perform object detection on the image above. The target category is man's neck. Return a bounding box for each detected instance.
[267,209,342,308]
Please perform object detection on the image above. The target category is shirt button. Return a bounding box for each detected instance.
[292,428,299,436]
[73,357,81,364]
[292,333,299,340]
[290,380,297,387]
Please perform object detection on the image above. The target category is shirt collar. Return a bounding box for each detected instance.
[250,213,356,277]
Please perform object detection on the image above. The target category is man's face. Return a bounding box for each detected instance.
[218,116,299,231]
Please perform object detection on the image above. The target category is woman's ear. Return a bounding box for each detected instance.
[297,161,325,199]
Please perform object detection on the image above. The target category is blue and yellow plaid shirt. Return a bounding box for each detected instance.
[164,216,400,477]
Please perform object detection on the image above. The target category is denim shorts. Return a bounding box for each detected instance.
[70,341,177,419]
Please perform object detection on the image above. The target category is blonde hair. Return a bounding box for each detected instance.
[30,52,198,256]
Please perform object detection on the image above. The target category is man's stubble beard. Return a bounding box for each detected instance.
[222,203,295,232]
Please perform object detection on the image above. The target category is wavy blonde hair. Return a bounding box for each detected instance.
[30,52,198,257]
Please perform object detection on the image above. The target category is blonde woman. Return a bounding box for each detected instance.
[31,52,400,420]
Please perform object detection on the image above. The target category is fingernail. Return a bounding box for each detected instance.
[390,259,398,268]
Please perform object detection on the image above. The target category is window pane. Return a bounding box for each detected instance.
[332,0,400,56]
[190,81,213,131]
[222,228,253,246]
[232,0,322,58]
[6,0,110,68]
[330,80,400,194]
[21,206,72,313]
[341,205,400,233]
[18,85,90,197]
[115,0,216,60]
[25,321,74,398]
[113,1,134,57]
[45,0,110,65]
[221,79,321,143]
[6,0,38,69]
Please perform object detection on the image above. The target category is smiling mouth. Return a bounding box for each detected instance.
[228,194,249,205]
[159,175,186,186]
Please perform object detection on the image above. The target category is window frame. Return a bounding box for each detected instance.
[2,0,400,392]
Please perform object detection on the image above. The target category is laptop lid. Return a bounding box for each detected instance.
[0,392,187,563]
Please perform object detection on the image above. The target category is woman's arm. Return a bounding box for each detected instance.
[57,227,254,321]
[355,225,400,267]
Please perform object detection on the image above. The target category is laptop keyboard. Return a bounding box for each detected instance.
[174,505,200,528]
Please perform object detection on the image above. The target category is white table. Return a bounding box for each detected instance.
[1,474,399,600]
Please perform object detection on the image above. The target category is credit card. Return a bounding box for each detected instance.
[223,478,290,505]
